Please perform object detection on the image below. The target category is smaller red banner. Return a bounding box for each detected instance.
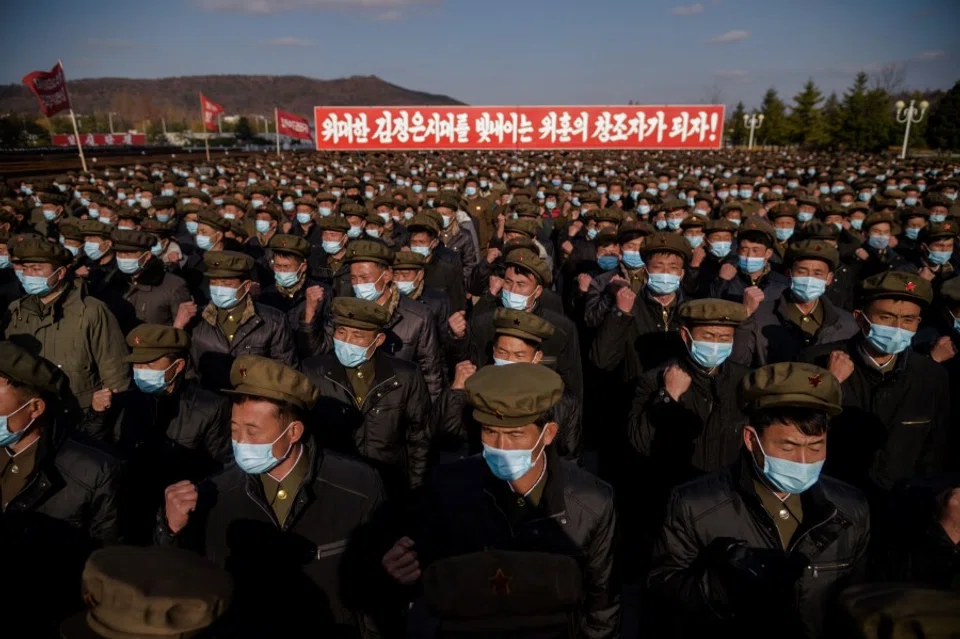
[22,62,71,117]
[276,109,312,141]
[52,133,146,147]
[200,92,224,132]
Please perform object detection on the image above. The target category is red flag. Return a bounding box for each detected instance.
[22,62,71,117]
[200,92,224,132]
[276,109,312,141]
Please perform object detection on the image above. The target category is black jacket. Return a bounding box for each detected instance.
[648,454,871,639]
[423,252,466,313]
[2,425,122,632]
[709,267,790,305]
[380,294,445,401]
[158,436,391,638]
[409,449,620,639]
[800,337,951,498]
[91,257,192,334]
[301,352,432,497]
[259,277,333,360]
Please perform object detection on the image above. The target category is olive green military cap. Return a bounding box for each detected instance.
[594,208,623,225]
[504,218,539,238]
[836,584,960,639]
[464,363,564,428]
[678,299,747,327]
[78,219,113,239]
[406,213,440,236]
[9,234,72,266]
[434,193,461,211]
[59,545,233,639]
[115,206,143,221]
[224,355,320,411]
[739,362,842,416]
[594,229,619,247]
[494,308,555,344]
[662,197,689,212]
[769,203,798,220]
[332,297,390,330]
[124,324,190,364]
[140,218,177,238]
[800,220,840,241]
[503,237,538,257]
[150,196,178,210]
[704,219,737,236]
[197,209,231,233]
[578,190,602,205]
[738,215,776,244]
[863,211,895,232]
[512,201,540,219]
[317,214,350,232]
[392,251,426,270]
[344,239,395,267]
[898,206,928,222]
[617,221,655,243]
[38,191,69,206]
[340,200,367,218]
[940,276,960,305]
[797,195,821,210]
[786,239,839,270]
[640,232,691,261]
[268,234,310,259]
[857,270,933,307]
[680,213,708,230]
[0,340,71,399]
[202,250,254,279]
[919,220,958,243]
[59,220,85,243]
[504,248,551,286]
[111,229,154,252]
[315,191,337,203]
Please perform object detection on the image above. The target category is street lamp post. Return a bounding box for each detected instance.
[743,112,764,150]
[895,99,929,160]
[108,112,118,134]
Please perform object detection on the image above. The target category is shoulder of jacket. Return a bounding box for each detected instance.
[397,296,430,320]
[55,435,123,489]
[818,475,870,525]
[380,353,418,375]
[314,450,383,501]
[669,470,739,520]
[252,302,287,321]
[541,308,575,331]
[561,462,615,518]
[162,272,189,289]
[905,350,950,381]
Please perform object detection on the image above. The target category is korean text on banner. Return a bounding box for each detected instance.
[201,93,225,132]
[52,133,146,147]
[21,62,71,117]
[314,105,725,151]
[277,109,312,141]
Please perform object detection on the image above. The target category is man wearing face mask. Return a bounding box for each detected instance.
[0,341,122,633]
[582,222,654,329]
[853,212,908,280]
[382,364,619,639]
[390,251,450,339]
[896,206,929,255]
[141,218,184,272]
[159,355,390,637]
[190,251,296,393]
[462,175,495,249]
[309,214,353,298]
[259,235,332,360]
[89,230,193,335]
[5,236,130,409]
[431,195,479,287]
[76,219,117,295]
[33,191,68,239]
[900,221,959,286]
[648,362,869,639]
[0,231,21,311]
[342,240,444,400]
[800,272,949,505]
[734,240,858,367]
[301,298,430,499]
[84,325,230,543]
[711,216,789,317]
[406,214,466,313]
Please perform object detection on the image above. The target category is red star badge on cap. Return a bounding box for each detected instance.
[133,336,141,346]
[906,281,916,292]
[513,318,521,327]
[238,366,247,378]
[489,569,512,595]
[808,375,822,388]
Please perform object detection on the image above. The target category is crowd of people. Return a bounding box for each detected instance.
[1,150,959,638]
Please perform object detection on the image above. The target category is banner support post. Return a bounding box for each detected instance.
[275,108,281,157]
[58,60,87,172]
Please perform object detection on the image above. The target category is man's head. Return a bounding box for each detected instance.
[0,341,71,447]
[331,298,390,367]
[491,309,555,365]
[267,235,310,288]
[125,325,190,394]
[10,236,72,295]
[854,271,933,354]
[203,251,255,310]
[677,299,746,368]
[346,240,395,302]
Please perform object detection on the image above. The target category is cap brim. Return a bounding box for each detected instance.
[494,327,543,343]
[123,348,182,364]
[58,612,103,639]
[471,408,543,428]
[221,386,309,411]
[859,291,931,307]
[750,394,843,417]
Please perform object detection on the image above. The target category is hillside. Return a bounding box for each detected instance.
[0,74,464,121]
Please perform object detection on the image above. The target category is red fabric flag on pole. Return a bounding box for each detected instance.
[200,92,224,132]
[21,62,71,117]
[276,109,313,141]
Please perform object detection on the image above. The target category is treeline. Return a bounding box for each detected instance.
[727,72,960,151]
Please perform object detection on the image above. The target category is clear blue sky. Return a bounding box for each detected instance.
[1,0,957,110]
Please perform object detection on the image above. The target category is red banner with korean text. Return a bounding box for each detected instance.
[200,93,224,132]
[277,109,312,141]
[52,133,147,147]
[22,62,71,117]
[314,105,724,151]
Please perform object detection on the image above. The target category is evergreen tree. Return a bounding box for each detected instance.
[822,92,842,146]
[838,72,893,152]
[757,88,789,146]
[727,102,748,146]
[927,80,960,150]
[234,116,254,141]
[789,79,828,147]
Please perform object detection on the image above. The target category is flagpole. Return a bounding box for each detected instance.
[275,108,280,157]
[58,60,87,172]
[200,92,210,162]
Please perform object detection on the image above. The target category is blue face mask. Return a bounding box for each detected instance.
[250,199,264,209]
[232,423,294,475]
[928,250,952,266]
[347,226,363,239]
[410,245,431,258]
[867,235,889,250]
[353,273,384,302]
[905,197,918,206]
[296,213,313,226]
[655,219,668,230]
[729,189,740,198]
[334,338,374,369]
[323,240,344,254]
[185,221,199,235]
[365,228,381,239]
[686,235,704,249]
[0,255,10,269]
[586,228,599,240]
[790,276,827,302]
[255,220,272,234]
[597,255,619,271]
[848,218,863,231]
[501,289,531,311]
[396,280,416,295]
[622,250,644,269]
[689,339,733,369]
[666,218,683,231]
[196,235,215,251]
[318,207,333,217]
[638,205,651,216]
[709,241,732,259]
[0,402,35,447]
[133,361,178,395]
[859,192,872,202]
[929,214,947,223]
[647,272,681,295]
[43,210,57,222]
[775,228,794,242]
[904,227,920,241]
[863,316,915,355]
[274,268,301,288]
[117,257,143,275]
[738,256,765,273]
[465,186,478,196]
[751,429,823,494]
[210,284,245,310]
[151,242,164,257]
[23,269,59,296]
[156,213,171,224]
[84,242,106,260]
[797,212,814,223]
[492,357,516,366]
[412,184,423,194]
[162,189,175,197]
[482,427,547,481]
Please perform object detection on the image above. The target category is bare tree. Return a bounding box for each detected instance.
[872,63,907,94]
[702,82,724,106]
